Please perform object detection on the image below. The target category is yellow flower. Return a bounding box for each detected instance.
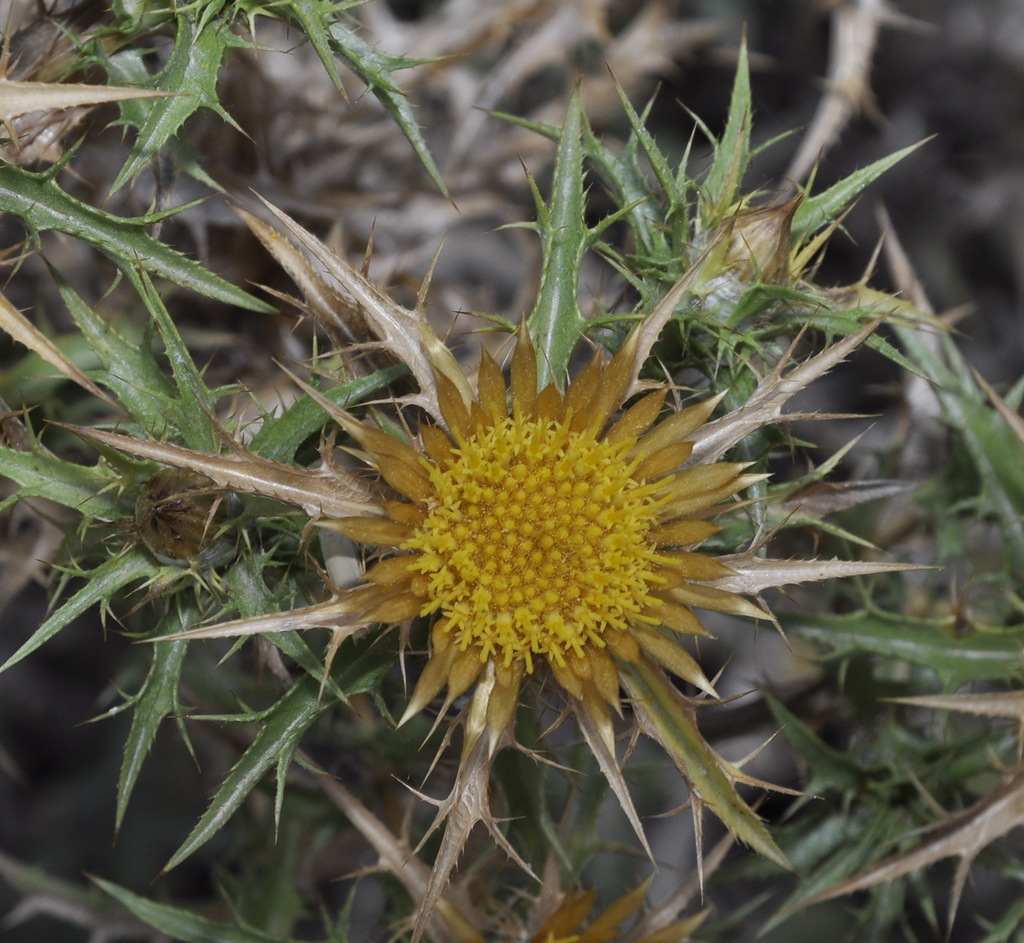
[74,202,914,937]
[325,329,760,763]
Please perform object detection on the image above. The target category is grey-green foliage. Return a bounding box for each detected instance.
[0,6,1022,943]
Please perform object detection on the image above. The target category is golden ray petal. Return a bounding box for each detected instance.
[604,388,668,444]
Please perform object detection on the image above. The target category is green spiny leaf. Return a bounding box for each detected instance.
[108,9,245,195]
[134,271,222,452]
[0,550,154,673]
[895,324,1024,570]
[701,39,751,224]
[782,610,1024,688]
[622,660,790,871]
[527,93,589,390]
[116,638,190,831]
[582,94,673,267]
[282,0,353,94]
[249,364,407,463]
[94,877,303,943]
[792,141,925,244]
[766,693,867,793]
[163,675,325,872]
[50,266,177,424]
[0,166,273,312]
[327,21,448,197]
[0,444,121,518]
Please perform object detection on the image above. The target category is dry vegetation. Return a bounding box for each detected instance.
[1,2,1023,942]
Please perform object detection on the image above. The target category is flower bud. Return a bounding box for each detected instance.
[722,195,802,283]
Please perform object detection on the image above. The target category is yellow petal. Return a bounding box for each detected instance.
[660,582,768,620]
[362,592,423,623]
[604,388,667,445]
[363,555,418,586]
[630,624,716,696]
[383,500,426,526]
[579,689,617,755]
[551,659,585,699]
[436,370,472,440]
[643,599,710,636]
[511,328,538,418]
[658,550,736,581]
[649,518,720,547]
[663,474,766,518]
[578,879,652,943]
[654,462,749,500]
[534,889,595,943]
[633,441,695,482]
[604,628,640,663]
[630,392,725,459]
[586,330,640,433]
[588,646,621,707]
[534,382,562,422]
[400,640,458,725]
[446,647,486,702]
[323,517,412,545]
[561,356,602,429]
[485,661,524,748]
[477,349,508,420]
[344,421,422,467]
[378,458,435,504]
[419,424,454,466]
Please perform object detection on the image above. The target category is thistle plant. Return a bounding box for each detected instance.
[2,4,1024,943]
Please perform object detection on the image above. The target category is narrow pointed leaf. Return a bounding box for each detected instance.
[51,266,178,425]
[0,286,113,404]
[796,769,1024,935]
[163,676,325,873]
[133,271,219,451]
[283,0,349,93]
[701,40,751,222]
[94,877,301,943]
[622,661,790,870]
[0,444,120,517]
[0,78,169,122]
[782,610,1024,688]
[65,425,382,519]
[108,11,244,195]
[0,550,154,673]
[792,141,924,243]
[527,94,589,390]
[712,555,921,596]
[248,364,407,463]
[116,639,189,830]
[248,196,452,417]
[327,22,448,197]
[0,165,272,311]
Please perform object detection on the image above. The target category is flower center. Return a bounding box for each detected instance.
[402,416,665,671]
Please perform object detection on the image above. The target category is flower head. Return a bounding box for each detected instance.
[76,200,915,938]
[327,330,758,763]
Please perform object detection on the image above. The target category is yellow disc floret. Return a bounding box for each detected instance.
[401,415,667,672]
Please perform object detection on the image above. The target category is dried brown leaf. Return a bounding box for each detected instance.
[691,316,886,465]
[0,78,171,123]
[785,0,885,184]
[0,289,115,406]
[971,366,1024,448]
[712,554,922,597]
[889,691,1024,753]
[64,425,382,519]
[781,478,916,519]
[249,195,472,420]
[797,766,1024,934]
[314,773,482,943]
